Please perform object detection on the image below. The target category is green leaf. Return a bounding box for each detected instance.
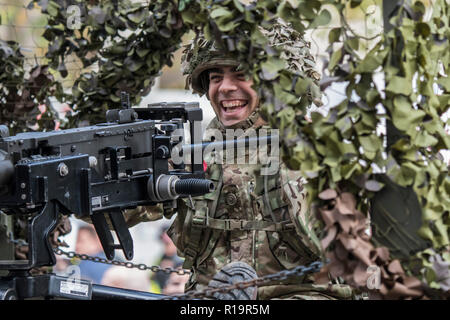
[210,7,233,19]
[47,1,60,17]
[294,78,313,96]
[355,54,383,73]
[136,48,150,58]
[350,0,363,8]
[413,130,439,147]
[309,9,331,28]
[328,27,342,43]
[416,22,431,38]
[105,24,116,35]
[328,48,342,71]
[181,9,196,24]
[342,162,361,179]
[217,20,240,32]
[358,134,381,157]
[233,0,245,12]
[178,0,191,11]
[260,58,286,80]
[127,8,147,24]
[391,95,426,131]
[335,116,352,137]
[437,76,450,91]
[127,60,144,72]
[386,76,412,96]
[346,37,359,51]
[110,94,120,102]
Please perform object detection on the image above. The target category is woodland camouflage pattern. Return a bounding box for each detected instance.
[165,119,355,299]
[127,118,356,299]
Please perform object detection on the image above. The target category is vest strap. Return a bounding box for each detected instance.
[204,216,295,232]
[182,206,208,269]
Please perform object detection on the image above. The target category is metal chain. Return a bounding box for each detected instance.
[53,247,192,275]
[55,247,324,300]
[163,260,324,300]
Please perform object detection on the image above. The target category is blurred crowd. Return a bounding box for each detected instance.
[53,223,188,296]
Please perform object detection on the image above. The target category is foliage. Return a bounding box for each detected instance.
[0,39,57,134]
[29,0,188,127]
[1,0,448,298]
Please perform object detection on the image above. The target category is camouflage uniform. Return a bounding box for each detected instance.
[127,20,354,299]
[166,116,353,299]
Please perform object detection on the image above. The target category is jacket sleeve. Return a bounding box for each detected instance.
[78,204,164,229]
[279,162,324,258]
[122,204,165,227]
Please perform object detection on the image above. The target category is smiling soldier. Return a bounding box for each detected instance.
[126,20,356,300]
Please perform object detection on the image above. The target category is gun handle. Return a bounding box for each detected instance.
[91,210,134,261]
[91,214,115,260]
[108,210,134,260]
[29,200,59,268]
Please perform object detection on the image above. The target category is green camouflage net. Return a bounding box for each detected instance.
[0,39,58,134]
[3,0,448,298]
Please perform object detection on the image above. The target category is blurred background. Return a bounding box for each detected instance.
[0,0,447,295]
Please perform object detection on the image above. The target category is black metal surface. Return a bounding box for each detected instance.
[175,178,214,195]
[135,102,202,122]
[0,273,92,300]
[108,209,134,260]
[0,102,211,273]
[92,284,167,300]
[0,155,90,270]
[91,213,116,260]
[182,134,278,153]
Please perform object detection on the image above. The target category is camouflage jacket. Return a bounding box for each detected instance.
[164,116,353,300]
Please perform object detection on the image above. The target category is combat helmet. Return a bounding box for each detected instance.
[181,35,241,97]
[181,19,321,102]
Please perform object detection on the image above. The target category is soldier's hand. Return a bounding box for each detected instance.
[123,204,164,228]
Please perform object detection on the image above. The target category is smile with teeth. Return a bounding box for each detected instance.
[221,100,248,113]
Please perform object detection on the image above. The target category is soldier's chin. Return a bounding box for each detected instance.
[220,106,249,127]
[220,115,247,127]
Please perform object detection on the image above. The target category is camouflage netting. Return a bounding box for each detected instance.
[181,18,322,106]
[1,0,448,299]
[0,39,58,134]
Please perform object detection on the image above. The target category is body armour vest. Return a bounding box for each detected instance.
[167,117,353,300]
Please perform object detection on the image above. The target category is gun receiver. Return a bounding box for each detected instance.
[0,101,213,271]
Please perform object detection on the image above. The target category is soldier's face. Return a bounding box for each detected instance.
[207,66,259,127]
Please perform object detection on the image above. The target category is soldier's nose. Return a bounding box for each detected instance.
[218,75,238,94]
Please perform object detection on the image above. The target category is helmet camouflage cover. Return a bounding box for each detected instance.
[181,19,321,99]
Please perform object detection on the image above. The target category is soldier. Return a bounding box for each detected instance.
[127,20,356,300]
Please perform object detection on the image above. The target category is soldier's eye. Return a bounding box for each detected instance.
[209,74,222,82]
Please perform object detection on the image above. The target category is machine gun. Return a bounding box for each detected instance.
[0,97,213,299]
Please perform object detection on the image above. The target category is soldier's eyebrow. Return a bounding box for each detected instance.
[208,68,224,74]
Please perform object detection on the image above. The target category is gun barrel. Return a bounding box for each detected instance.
[181,134,279,154]
[174,178,214,195]
[148,174,214,202]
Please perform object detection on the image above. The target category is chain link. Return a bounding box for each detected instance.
[55,247,324,300]
[53,247,192,275]
[163,261,324,300]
